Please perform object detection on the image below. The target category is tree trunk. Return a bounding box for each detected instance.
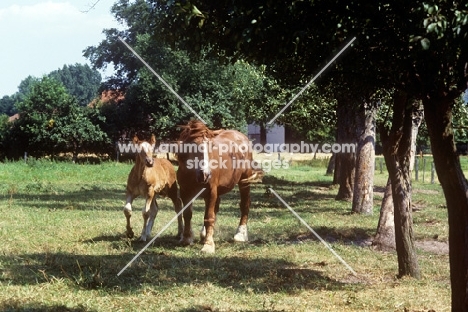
[374,99,422,252]
[352,102,376,214]
[326,153,335,176]
[333,152,341,184]
[381,91,420,278]
[72,141,78,164]
[260,123,267,146]
[423,94,468,310]
[373,178,395,250]
[335,99,356,201]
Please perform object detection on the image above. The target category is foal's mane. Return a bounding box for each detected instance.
[178,120,220,143]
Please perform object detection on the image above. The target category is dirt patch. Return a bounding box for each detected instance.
[416,240,449,255]
[373,187,439,200]
[413,189,439,195]
[373,239,448,255]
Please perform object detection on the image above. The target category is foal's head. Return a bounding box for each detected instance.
[133,135,156,167]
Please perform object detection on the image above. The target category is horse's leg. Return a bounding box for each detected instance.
[234,184,251,242]
[140,190,158,242]
[201,189,218,253]
[180,189,194,246]
[169,182,184,239]
[200,196,220,243]
[124,192,135,239]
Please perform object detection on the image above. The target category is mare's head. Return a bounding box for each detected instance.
[133,134,156,167]
[177,120,215,184]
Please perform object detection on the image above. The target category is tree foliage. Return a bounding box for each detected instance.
[0,96,16,116]
[84,0,336,143]
[0,76,40,116]
[85,3,283,139]
[48,63,102,106]
[0,64,102,116]
[452,96,468,144]
[145,0,468,305]
[11,77,108,159]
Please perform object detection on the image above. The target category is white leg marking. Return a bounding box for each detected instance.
[201,242,215,253]
[233,225,248,242]
[200,225,206,242]
[124,200,132,213]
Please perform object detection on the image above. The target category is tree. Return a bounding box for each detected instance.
[334,99,356,201]
[0,75,40,116]
[48,63,102,106]
[374,95,424,251]
[0,114,9,158]
[14,76,108,159]
[1,65,101,116]
[147,0,419,274]
[230,60,284,145]
[281,84,336,145]
[157,0,384,212]
[373,178,395,250]
[16,76,40,103]
[380,91,420,278]
[407,2,468,305]
[352,100,377,214]
[84,6,293,140]
[0,96,17,116]
[452,96,468,149]
[49,103,108,162]
[92,1,468,305]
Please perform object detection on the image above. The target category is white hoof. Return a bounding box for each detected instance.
[139,235,147,242]
[233,225,248,242]
[201,243,215,253]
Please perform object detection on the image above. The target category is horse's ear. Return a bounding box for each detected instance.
[133,136,139,144]
[150,134,156,145]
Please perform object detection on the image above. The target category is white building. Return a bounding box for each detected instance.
[247,123,285,148]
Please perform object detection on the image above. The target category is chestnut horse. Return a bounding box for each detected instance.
[177,120,260,253]
[124,135,183,241]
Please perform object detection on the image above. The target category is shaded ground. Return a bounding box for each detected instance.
[416,240,449,255]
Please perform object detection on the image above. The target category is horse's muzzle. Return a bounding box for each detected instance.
[145,157,154,167]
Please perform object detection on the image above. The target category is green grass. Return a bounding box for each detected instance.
[0,157,455,311]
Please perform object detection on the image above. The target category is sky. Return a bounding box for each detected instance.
[0,0,122,97]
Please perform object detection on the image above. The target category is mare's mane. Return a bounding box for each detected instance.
[178,120,220,143]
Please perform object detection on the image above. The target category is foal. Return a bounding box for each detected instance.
[123,135,183,241]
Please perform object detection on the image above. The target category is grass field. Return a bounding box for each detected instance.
[0,155,453,311]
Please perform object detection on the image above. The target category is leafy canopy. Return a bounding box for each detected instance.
[14,76,107,157]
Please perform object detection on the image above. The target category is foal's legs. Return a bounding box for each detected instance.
[234,184,251,242]
[201,189,219,253]
[124,192,136,238]
[140,192,159,242]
